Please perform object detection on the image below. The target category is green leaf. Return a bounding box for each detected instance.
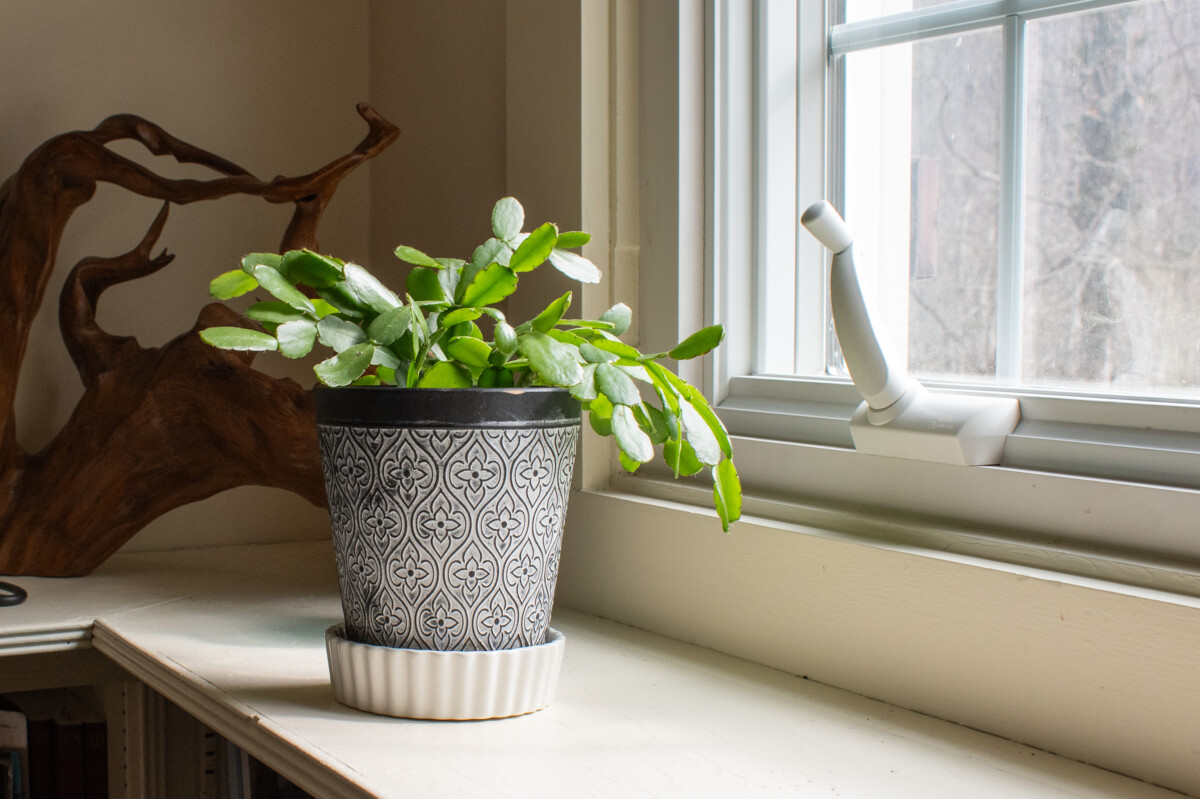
[344,263,402,313]
[253,265,314,314]
[419,361,472,388]
[246,301,305,326]
[478,367,515,388]
[713,458,742,531]
[491,196,525,242]
[462,262,519,307]
[210,269,258,300]
[587,392,614,435]
[618,451,641,473]
[314,342,374,386]
[569,363,599,402]
[312,299,340,318]
[546,328,587,348]
[470,237,512,270]
[440,308,482,328]
[595,362,641,406]
[589,411,613,437]
[199,327,279,352]
[240,252,282,276]
[616,363,652,383]
[547,248,602,283]
[367,306,413,346]
[316,283,369,318]
[611,405,654,463]
[351,374,381,387]
[590,337,641,360]
[600,303,633,335]
[645,362,683,417]
[669,324,726,361]
[687,395,733,458]
[681,401,722,465]
[518,331,583,387]
[376,365,398,385]
[509,222,558,272]
[557,318,615,331]
[281,250,343,288]
[406,266,447,303]
[579,342,618,363]
[494,322,518,355]
[531,291,572,334]
[664,439,704,477]
[556,231,591,249]
[317,315,368,353]
[395,245,441,268]
[443,336,493,368]
[277,319,317,358]
[371,346,401,369]
[635,404,671,445]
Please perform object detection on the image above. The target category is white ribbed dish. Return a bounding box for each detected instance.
[325,625,565,720]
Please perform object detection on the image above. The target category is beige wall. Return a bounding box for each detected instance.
[1,0,372,551]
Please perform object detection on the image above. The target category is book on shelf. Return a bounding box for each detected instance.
[3,690,106,798]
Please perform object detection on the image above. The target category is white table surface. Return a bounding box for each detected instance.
[0,541,1182,798]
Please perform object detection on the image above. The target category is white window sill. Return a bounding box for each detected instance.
[0,541,1182,797]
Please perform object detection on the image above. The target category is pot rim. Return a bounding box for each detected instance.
[314,384,582,429]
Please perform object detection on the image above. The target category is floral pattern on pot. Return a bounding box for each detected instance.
[319,423,579,651]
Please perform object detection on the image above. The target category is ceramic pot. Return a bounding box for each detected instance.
[314,387,580,652]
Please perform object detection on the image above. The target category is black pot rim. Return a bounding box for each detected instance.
[314,385,582,429]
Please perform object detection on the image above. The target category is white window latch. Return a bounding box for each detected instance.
[801,201,1020,466]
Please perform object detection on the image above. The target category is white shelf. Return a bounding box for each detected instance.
[0,542,1181,798]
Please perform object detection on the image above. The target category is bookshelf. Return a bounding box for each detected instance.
[0,542,1182,798]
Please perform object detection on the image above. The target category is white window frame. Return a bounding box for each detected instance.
[625,0,1200,567]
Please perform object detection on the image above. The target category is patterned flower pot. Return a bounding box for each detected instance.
[314,387,580,652]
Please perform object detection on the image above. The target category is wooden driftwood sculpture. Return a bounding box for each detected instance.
[0,103,399,576]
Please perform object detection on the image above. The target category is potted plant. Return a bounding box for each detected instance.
[201,197,740,718]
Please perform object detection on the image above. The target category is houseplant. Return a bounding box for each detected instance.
[201,197,739,717]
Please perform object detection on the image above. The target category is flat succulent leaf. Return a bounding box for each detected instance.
[316,283,369,318]
[589,409,613,437]
[240,252,282,276]
[367,306,413,346]
[589,337,641,360]
[317,315,368,353]
[557,318,615,331]
[281,250,343,288]
[680,401,722,465]
[469,237,512,271]
[595,362,641,406]
[371,345,401,369]
[546,328,587,348]
[491,196,525,242]
[199,327,279,352]
[669,324,726,361]
[344,263,402,313]
[246,301,306,326]
[494,322,519,355]
[616,363,652,383]
[440,308,482,328]
[635,404,671,444]
[443,335,493,368]
[253,265,314,314]
[461,262,518,307]
[394,245,441,268]
[611,405,654,463]
[509,222,558,272]
[599,303,633,335]
[312,299,340,318]
[276,319,317,359]
[619,451,641,473]
[579,341,618,363]
[547,248,602,284]
[314,342,374,387]
[569,363,599,401]
[418,361,472,388]
[687,395,733,458]
[713,458,742,531]
[376,365,398,385]
[645,363,683,417]
[518,331,583,387]
[555,231,591,249]
[351,375,381,387]
[531,291,572,333]
[478,368,515,388]
[210,269,259,300]
[664,438,704,477]
[406,267,446,303]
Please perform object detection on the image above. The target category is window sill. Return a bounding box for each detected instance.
[0,541,1186,797]
[559,485,1200,796]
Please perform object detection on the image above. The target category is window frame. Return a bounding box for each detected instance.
[632,0,1200,566]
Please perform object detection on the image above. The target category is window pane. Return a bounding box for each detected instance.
[843,0,964,26]
[1024,1,1200,398]
[841,28,1002,382]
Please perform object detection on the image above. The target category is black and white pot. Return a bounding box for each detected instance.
[314,387,580,653]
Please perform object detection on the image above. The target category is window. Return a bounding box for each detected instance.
[633,0,1200,564]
